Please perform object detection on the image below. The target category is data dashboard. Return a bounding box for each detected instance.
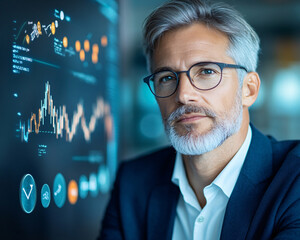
[0,0,119,239]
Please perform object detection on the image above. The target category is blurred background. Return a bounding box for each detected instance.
[0,0,299,239]
[119,0,300,160]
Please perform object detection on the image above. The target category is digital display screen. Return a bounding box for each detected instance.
[0,0,119,238]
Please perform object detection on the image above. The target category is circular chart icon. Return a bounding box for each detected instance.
[53,173,66,208]
[98,165,110,194]
[79,175,88,199]
[89,173,98,197]
[20,174,37,214]
[68,180,78,205]
[41,184,51,208]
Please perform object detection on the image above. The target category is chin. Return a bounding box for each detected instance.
[174,123,212,137]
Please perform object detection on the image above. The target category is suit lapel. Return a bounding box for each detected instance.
[220,125,274,240]
[147,183,180,240]
[146,147,180,240]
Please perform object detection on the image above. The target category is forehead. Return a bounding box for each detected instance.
[152,23,233,71]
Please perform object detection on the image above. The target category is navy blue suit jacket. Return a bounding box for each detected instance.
[99,126,300,240]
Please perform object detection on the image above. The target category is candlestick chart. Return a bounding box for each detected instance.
[19,82,113,143]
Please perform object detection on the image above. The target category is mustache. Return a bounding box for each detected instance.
[166,105,216,125]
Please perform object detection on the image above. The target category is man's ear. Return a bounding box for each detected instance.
[242,72,261,108]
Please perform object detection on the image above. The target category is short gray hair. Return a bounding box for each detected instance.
[143,0,260,81]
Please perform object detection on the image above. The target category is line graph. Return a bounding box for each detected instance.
[19,82,113,143]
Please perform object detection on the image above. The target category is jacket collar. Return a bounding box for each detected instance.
[220,124,273,240]
[146,148,180,240]
[147,183,180,240]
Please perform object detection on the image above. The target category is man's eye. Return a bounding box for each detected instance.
[200,69,215,75]
[159,76,175,83]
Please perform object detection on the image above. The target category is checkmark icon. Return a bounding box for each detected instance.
[20,174,37,213]
[23,184,33,200]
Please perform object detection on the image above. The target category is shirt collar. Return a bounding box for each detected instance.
[172,125,252,199]
[213,125,252,197]
[172,151,200,210]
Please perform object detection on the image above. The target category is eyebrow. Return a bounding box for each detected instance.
[153,66,174,73]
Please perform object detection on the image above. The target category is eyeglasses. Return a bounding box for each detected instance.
[143,61,248,98]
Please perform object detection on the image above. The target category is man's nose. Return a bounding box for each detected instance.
[175,73,199,105]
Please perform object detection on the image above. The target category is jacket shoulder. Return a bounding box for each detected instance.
[121,146,176,171]
[270,139,300,172]
[117,146,176,190]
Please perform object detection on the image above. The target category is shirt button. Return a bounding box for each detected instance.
[197,216,205,223]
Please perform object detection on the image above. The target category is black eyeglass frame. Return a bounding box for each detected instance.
[143,61,248,98]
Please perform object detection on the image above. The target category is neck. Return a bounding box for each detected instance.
[182,116,249,208]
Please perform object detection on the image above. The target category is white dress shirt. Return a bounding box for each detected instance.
[171,125,252,240]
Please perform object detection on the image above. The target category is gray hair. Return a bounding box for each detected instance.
[143,0,260,82]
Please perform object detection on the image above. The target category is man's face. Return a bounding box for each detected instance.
[152,23,244,155]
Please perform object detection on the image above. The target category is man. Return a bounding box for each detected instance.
[99,0,300,239]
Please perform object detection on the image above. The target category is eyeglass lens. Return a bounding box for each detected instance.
[149,62,222,97]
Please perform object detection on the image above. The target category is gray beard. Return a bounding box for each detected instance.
[164,90,243,156]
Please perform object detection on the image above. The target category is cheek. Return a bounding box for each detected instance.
[157,102,168,120]
[210,81,239,116]
[156,99,175,121]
